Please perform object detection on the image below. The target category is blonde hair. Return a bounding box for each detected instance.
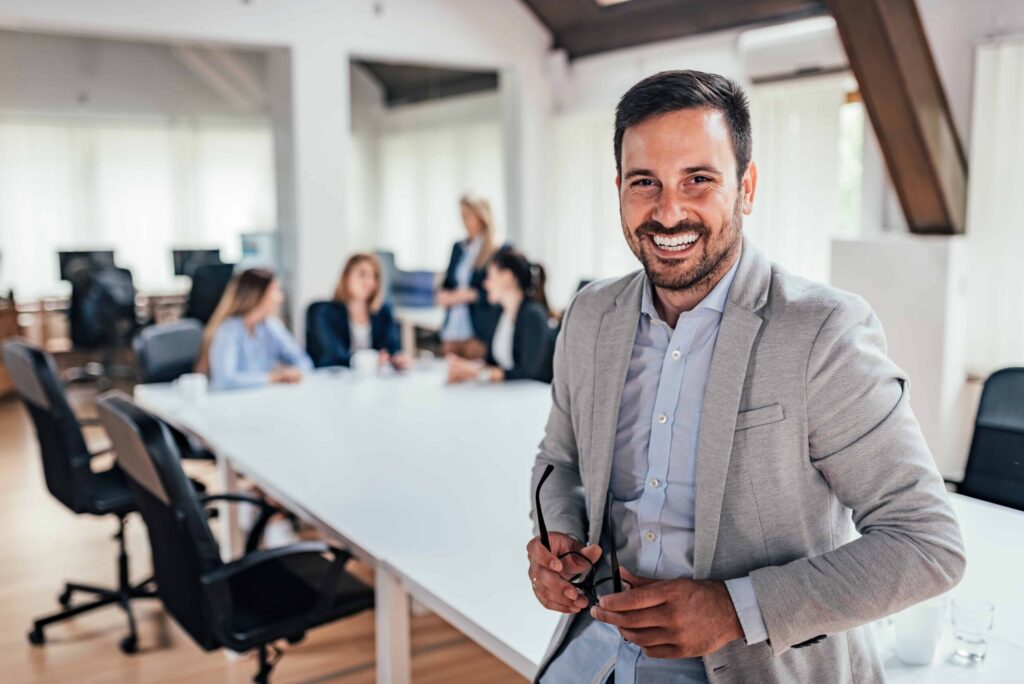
[333,253,384,312]
[460,194,497,270]
[195,268,275,375]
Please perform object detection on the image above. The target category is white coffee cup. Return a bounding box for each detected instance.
[351,349,379,377]
[894,597,946,665]
[176,372,208,403]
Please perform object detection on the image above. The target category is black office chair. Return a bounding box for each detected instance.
[66,265,144,389]
[97,392,375,683]
[134,318,204,384]
[946,368,1024,511]
[1,340,157,653]
[186,263,235,325]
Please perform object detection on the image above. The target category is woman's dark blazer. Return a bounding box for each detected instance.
[485,299,555,383]
[441,240,499,341]
[306,300,401,368]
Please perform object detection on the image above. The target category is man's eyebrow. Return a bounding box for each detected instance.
[684,165,723,176]
[623,168,654,180]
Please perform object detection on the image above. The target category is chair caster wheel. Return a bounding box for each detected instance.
[59,589,73,607]
[120,636,138,654]
[28,628,45,646]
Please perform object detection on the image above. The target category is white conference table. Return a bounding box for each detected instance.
[135,367,1024,683]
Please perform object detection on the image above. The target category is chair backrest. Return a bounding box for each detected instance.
[961,368,1024,511]
[1,340,95,512]
[96,392,225,650]
[186,263,235,324]
[68,266,137,348]
[375,250,398,303]
[134,319,204,384]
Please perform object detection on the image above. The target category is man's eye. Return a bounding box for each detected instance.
[691,176,711,184]
[631,179,655,187]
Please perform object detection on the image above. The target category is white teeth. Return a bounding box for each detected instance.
[652,233,699,250]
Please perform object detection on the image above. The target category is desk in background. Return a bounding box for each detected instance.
[135,369,1024,683]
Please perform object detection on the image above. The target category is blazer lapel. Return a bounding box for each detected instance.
[693,239,772,579]
[585,273,644,542]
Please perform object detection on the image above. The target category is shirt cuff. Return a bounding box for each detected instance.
[724,576,769,645]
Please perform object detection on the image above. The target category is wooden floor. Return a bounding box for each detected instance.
[1,384,526,684]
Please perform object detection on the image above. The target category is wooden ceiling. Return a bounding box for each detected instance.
[520,0,829,59]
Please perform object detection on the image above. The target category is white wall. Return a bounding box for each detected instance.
[0,28,268,120]
[0,0,552,332]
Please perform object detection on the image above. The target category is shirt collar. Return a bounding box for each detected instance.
[640,250,741,322]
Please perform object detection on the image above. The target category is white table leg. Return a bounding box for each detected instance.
[375,563,411,684]
[216,456,243,562]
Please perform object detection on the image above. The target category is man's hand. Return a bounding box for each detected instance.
[526,533,602,614]
[590,569,744,658]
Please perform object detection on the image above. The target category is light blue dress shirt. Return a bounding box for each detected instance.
[542,256,767,684]
[208,315,312,391]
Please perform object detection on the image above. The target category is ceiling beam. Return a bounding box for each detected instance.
[829,0,967,234]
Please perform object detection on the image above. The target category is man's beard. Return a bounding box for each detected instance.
[626,198,743,292]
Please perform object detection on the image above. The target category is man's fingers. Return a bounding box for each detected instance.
[529,565,580,601]
[598,582,667,612]
[581,544,603,564]
[620,567,657,588]
[532,581,587,613]
[616,626,675,648]
[590,604,667,629]
[641,644,684,659]
[526,538,563,573]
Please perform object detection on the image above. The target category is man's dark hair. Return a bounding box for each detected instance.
[614,70,752,182]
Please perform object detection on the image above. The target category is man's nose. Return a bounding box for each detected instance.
[651,187,689,227]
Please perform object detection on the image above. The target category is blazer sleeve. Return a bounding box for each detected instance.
[375,303,402,356]
[749,296,966,656]
[505,304,553,382]
[529,296,587,542]
[440,242,461,291]
[311,304,353,368]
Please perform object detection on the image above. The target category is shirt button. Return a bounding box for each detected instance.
[657,413,667,424]
[671,350,681,360]
[649,478,660,488]
[645,531,657,542]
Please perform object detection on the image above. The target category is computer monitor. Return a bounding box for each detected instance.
[57,250,116,281]
[172,249,222,277]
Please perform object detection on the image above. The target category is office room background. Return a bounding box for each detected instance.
[0,0,1023,683]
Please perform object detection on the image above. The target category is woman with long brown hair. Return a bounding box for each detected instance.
[436,194,500,359]
[306,253,409,369]
[196,268,311,390]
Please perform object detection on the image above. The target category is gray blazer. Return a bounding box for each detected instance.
[531,239,965,683]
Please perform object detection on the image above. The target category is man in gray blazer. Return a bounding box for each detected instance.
[527,70,965,683]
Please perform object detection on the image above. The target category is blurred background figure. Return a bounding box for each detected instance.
[448,247,554,384]
[196,267,311,390]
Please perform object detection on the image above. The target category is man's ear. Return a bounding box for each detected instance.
[615,174,622,192]
[741,161,757,215]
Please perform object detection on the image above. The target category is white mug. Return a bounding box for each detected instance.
[351,349,379,377]
[176,372,208,403]
[894,597,946,665]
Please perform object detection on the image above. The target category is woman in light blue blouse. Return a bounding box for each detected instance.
[195,268,312,390]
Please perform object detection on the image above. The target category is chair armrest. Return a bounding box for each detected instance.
[200,541,331,586]
[312,546,355,616]
[78,417,103,428]
[89,445,114,458]
[199,493,283,553]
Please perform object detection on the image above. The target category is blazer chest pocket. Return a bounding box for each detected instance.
[735,402,784,431]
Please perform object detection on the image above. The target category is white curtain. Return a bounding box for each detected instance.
[965,39,1024,371]
[376,118,505,272]
[0,115,276,298]
[744,75,852,284]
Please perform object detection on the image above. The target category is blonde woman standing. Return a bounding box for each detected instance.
[436,194,500,359]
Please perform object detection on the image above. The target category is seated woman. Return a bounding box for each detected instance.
[447,248,555,384]
[436,195,500,360]
[196,267,312,390]
[306,253,409,369]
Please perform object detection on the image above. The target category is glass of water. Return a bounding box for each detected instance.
[951,598,995,663]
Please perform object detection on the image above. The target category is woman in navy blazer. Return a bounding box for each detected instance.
[436,195,500,360]
[306,253,409,369]
[447,247,555,384]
